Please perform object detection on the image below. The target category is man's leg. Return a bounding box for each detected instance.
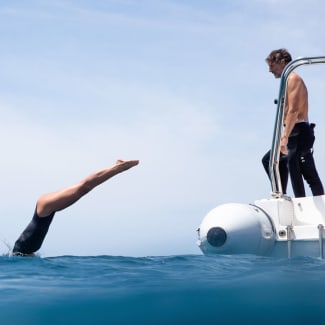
[287,139,305,198]
[298,123,324,196]
[262,150,270,176]
[300,152,324,196]
[262,150,288,194]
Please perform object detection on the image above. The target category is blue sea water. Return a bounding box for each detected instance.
[1,254,325,325]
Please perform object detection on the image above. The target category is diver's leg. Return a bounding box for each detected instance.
[37,159,139,217]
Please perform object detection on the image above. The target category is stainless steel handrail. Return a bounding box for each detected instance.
[286,225,293,258]
[269,56,325,196]
[318,224,324,259]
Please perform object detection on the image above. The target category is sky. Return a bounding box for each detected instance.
[1,0,325,257]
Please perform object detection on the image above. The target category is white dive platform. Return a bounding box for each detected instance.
[197,56,325,258]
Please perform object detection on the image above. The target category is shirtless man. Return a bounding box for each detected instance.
[12,159,139,256]
[262,48,324,198]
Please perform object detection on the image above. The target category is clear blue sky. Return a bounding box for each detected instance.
[1,0,325,256]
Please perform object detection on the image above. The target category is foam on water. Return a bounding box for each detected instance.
[1,254,325,324]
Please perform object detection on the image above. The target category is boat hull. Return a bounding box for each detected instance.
[197,196,325,258]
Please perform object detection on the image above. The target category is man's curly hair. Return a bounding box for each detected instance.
[266,49,292,64]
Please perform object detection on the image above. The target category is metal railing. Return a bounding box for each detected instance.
[318,224,324,259]
[269,56,325,196]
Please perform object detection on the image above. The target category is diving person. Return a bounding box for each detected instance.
[12,159,139,256]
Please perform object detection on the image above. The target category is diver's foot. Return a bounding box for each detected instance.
[115,159,139,172]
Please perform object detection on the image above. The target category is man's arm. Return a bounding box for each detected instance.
[280,74,302,154]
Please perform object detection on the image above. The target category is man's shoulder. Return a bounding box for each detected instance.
[288,72,305,87]
[289,72,302,81]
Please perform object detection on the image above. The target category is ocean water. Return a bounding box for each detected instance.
[1,254,325,325]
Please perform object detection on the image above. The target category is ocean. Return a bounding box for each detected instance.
[1,254,325,324]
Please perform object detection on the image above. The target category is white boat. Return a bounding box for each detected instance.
[196,57,325,258]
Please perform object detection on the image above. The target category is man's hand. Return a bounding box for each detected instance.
[280,135,288,155]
